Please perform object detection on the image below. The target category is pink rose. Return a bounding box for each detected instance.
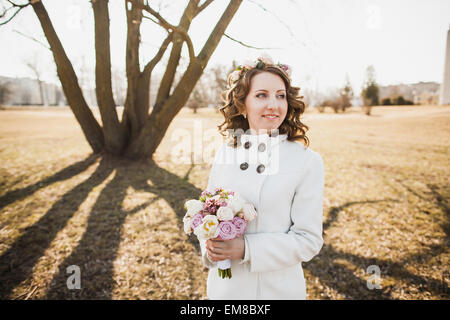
[232,217,246,236]
[217,221,237,240]
[190,213,203,230]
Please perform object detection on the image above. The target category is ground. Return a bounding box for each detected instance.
[0,105,448,299]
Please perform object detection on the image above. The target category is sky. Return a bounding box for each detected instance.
[0,0,449,95]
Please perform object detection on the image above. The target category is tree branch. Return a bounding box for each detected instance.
[12,29,50,50]
[142,31,173,76]
[136,2,196,63]
[135,32,174,122]
[195,0,214,16]
[197,0,242,67]
[152,0,199,115]
[122,0,143,140]
[246,0,295,38]
[223,33,279,50]
[29,0,105,152]
[92,0,125,153]
[0,1,30,26]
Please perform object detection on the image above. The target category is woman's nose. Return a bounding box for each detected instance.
[267,96,278,109]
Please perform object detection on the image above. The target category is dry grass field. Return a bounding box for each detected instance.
[0,105,448,300]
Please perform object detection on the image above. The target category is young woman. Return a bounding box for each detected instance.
[201,55,324,300]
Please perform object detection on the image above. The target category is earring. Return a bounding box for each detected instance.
[243,113,247,119]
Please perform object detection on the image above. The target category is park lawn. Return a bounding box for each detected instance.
[0,105,448,299]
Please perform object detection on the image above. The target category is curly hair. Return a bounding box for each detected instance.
[217,64,310,148]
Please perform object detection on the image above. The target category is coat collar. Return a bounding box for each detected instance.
[240,132,288,149]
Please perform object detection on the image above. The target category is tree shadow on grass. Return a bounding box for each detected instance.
[3,153,447,299]
[0,154,100,211]
[0,155,204,299]
[0,156,113,298]
[304,197,450,299]
[42,157,202,299]
[323,199,399,231]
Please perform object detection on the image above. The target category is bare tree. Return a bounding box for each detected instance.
[361,65,379,116]
[339,73,353,112]
[210,63,233,112]
[25,52,48,106]
[1,0,242,159]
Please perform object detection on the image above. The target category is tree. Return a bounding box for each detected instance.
[381,97,392,105]
[210,63,233,112]
[361,65,379,106]
[361,65,379,115]
[392,95,413,105]
[24,53,47,106]
[339,74,353,112]
[1,0,242,159]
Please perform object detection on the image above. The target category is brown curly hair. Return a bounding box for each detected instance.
[217,64,310,148]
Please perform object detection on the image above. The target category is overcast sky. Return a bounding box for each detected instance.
[0,0,449,94]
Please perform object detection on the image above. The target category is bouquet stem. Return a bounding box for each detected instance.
[218,268,232,279]
[217,259,232,279]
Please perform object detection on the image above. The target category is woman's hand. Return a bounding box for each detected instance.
[206,235,245,262]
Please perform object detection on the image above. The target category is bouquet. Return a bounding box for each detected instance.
[183,187,257,279]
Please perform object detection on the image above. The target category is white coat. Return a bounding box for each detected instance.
[200,132,325,300]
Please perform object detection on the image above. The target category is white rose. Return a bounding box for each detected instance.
[184,199,203,217]
[216,206,234,221]
[283,64,292,77]
[230,70,241,82]
[242,203,257,221]
[186,208,201,218]
[226,193,245,213]
[183,215,192,235]
[194,215,220,240]
[258,53,274,65]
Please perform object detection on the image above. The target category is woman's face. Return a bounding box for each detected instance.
[244,71,288,134]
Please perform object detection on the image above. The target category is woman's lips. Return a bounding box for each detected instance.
[262,114,279,120]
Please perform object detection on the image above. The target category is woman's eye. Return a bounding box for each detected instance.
[256,93,285,99]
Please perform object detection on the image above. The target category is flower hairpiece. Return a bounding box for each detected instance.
[229,54,292,83]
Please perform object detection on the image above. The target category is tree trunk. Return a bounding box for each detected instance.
[122,0,143,143]
[92,0,125,154]
[31,1,104,153]
[37,78,44,105]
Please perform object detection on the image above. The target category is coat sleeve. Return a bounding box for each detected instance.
[244,150,325,273]
[198,143,226,269]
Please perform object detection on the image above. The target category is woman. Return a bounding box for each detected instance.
[201,55,324,300]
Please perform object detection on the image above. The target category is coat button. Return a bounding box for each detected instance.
[244,141,251,149]
[240,162,249,170]
[256,164,265,173]
[258,143,266,152]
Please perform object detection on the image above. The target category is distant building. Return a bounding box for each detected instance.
[379,81,440,105]
[0,76,101,107]
[0,76,67,106]
[440,26,450,105]
[414,91,439,105]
